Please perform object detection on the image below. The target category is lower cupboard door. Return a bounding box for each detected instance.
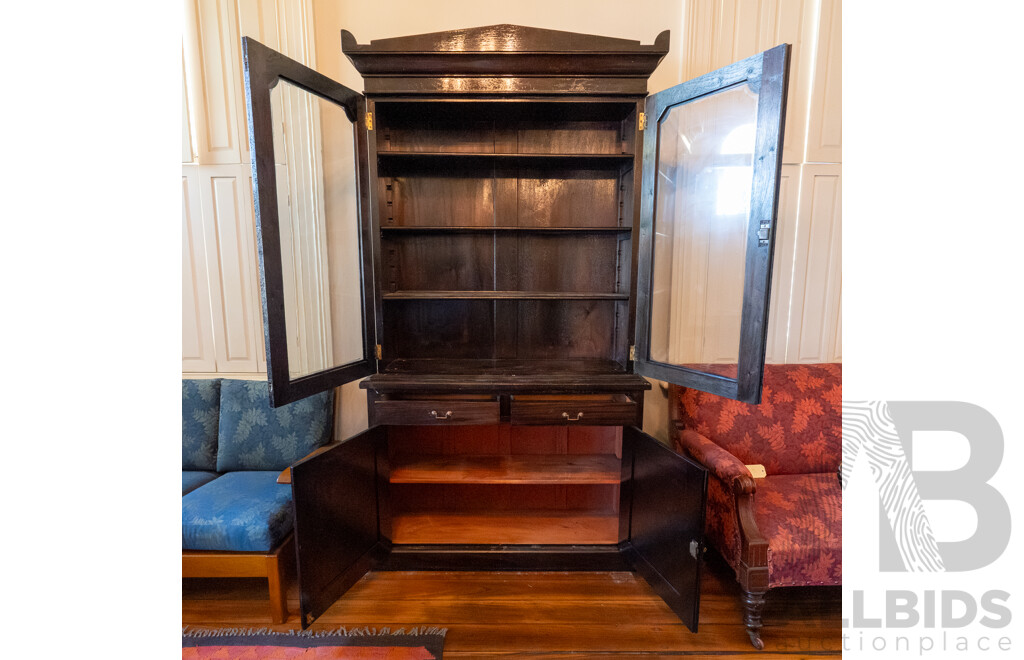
[622,426,708,632]
[291,426,385,627]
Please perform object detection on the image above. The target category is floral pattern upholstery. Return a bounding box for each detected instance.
[703,470,742,572]
[182,472,294,552]
[678,429,752,492]
[675,363,841,475]
[182,471,220,496]
[216,380,333,472]
[672,363,841,589]
[182,379,221,470]
[756,473,841,586]
[182,378,335,554]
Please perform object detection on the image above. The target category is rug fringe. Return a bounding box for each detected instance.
[183,626,447,638]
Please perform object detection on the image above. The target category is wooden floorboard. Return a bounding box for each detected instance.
[183,551,841,657]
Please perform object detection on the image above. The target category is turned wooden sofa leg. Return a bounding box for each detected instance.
[735,481,770,650]
[742,589,767,650]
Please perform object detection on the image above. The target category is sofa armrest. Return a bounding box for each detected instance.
[676,429,756,495]
[277,443,340,484]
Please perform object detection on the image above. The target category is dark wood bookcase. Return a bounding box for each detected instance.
[242,25,790,631]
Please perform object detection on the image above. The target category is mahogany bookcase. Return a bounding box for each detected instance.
[241,24,789,630]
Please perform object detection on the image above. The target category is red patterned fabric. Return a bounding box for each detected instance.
[674,363,841,475]
[672,363,842,589]
[757,473,842,587]
[677,429,751,491]
[700,472,841,587]
[182,646,436,658]
[182,631,444,659]
[703,470,743,572]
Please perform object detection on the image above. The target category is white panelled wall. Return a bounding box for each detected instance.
[680,0,842,366]
[182,0,841,443]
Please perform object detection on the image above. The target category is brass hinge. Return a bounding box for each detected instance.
[375,344,382,360]
[366,111,374,130]
[638,112,647,131]
[629,345,636,361]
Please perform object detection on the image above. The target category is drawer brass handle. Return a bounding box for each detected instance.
[430,410,453,420]
[562,411,584,421]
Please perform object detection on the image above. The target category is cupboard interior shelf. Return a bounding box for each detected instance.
[378,151,634,161]
[380,225,632,233]
[389,511,620,545]
[390,454,621,485]
[378,358,630,376]
[382,291,629,300]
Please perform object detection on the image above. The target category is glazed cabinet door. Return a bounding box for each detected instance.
[242,38,377,407]
[291,426,386,627]
[634,45,790,403]
[622,426,708,632]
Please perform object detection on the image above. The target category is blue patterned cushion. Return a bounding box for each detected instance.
[182,471,220,495]
[216,380,333,472]
[182,379,221,470]
[181,472,293,552]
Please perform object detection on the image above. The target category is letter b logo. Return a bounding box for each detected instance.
[843,401,1010,572]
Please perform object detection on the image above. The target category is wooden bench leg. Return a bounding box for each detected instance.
[266,535,294,624]
[267,552,287,624]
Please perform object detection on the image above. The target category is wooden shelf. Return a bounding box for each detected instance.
[382,290,629,300]
[381,358,630,375]
[390,511,620,545]
[381,225,631,233]
[378,151,634,162]
[390,454,621,485]
[365,359,649,394]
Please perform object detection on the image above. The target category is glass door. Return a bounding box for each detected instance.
[242,37,377,407]
[634,45,790,403]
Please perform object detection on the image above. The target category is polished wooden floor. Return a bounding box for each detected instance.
[183,550,841,658]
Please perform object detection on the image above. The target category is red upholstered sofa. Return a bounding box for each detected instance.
[669,363,841,649]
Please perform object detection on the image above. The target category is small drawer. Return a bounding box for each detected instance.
[510,394,639,426]
[374,398,499,425]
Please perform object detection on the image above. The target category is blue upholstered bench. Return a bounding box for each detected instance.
[181,378,333,623]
